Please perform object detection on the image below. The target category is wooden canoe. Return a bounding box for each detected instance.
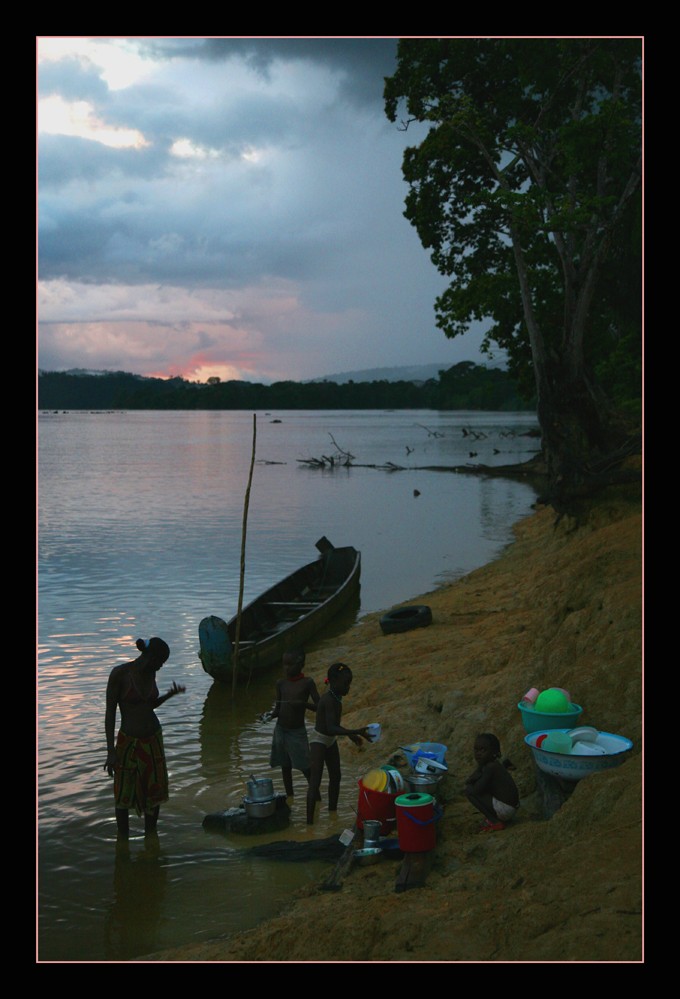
[198,537,361,683]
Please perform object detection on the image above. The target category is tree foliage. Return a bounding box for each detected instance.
[384,38,642,510]
[38,364,531,412]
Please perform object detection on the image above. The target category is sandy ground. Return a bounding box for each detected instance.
[141,479,642,963]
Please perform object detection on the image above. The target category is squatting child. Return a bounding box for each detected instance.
[464,732,519,832]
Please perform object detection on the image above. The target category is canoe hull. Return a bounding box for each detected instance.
[199,540,361,683]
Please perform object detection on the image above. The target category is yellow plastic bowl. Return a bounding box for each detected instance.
[362,769,388,792]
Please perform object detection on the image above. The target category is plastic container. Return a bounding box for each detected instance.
[362,768,388,792]
[395,792,438,852]
[517,701,583,734]
[356,779,398,835]
[535,689,571,713]
[524,730,633,782]
[568,726,599,743]
[381,767,406,793]
[400,742,448,768]
[519,687,540,708]
[571,740,606,756]
[541,731,573,754]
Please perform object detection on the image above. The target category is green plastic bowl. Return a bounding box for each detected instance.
[517,701,583,734]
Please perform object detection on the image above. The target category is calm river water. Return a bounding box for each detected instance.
[38,408,539,961]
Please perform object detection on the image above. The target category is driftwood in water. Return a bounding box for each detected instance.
[415,423,444,438]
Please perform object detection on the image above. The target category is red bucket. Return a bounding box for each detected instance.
[395,792,438,852]
[356,779,398,835]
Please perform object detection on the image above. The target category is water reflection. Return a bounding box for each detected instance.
[105,837,168,961]
[38,409,538,960]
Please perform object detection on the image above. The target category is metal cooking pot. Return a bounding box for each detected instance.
[243,796,276,818]
[404,772,441,793]
[354,847,382,866]
[246,776,275,801]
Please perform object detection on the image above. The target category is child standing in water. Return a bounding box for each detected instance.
[268,649,320,798]
[306,663,370,825]
[464,733,520,832]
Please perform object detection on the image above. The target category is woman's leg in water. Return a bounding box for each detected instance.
[144,806,160,835]
[115,808,130,838]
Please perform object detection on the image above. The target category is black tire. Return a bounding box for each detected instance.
[379,605,432,635]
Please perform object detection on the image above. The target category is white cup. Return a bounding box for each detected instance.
[571,741,606,756]
[366,723,382,742]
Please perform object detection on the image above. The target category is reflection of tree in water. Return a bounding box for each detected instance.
[104,837,168,960]
[479,477,535,539]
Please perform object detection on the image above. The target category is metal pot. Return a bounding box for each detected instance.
[246,776,274,801]
[403,772,441,793]
[362,819,382,847]
[354,847,383,866]
[243,796,276,818]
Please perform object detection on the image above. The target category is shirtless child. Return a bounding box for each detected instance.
[306,662,370,825]
[464,732,520,832]
[269,650,320,797]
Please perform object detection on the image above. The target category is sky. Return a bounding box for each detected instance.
[37,37,492,384]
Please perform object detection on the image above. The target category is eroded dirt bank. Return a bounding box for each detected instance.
[143,488,642,963]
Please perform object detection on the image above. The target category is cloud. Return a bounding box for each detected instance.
[37,37,489,381]
[38,55,110,102]
[141,37,398,105]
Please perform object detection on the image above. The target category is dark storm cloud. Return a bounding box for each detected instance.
[140,37,399,105]
[39,183,343,287]
[114,83,302,152]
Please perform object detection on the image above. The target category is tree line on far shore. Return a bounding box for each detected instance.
[38,361,535,412]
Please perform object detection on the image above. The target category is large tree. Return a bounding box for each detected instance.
[384,38,642,512]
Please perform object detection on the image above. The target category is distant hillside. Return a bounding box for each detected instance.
[308,361,506,384]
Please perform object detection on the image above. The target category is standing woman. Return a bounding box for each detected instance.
[104,637,185,838]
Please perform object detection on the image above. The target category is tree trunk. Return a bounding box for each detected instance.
[536,355,626,514]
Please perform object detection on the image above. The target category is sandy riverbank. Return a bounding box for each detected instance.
[141,479,642,963]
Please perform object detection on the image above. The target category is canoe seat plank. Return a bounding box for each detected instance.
[266,601,323,607]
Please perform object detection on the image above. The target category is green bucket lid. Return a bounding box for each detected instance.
[395,792,433,807]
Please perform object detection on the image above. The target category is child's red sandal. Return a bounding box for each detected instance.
[478,820,506,833]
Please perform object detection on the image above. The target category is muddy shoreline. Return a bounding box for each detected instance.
[140,483,642,963]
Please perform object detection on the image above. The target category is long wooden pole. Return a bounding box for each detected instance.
[232,413,257,697]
